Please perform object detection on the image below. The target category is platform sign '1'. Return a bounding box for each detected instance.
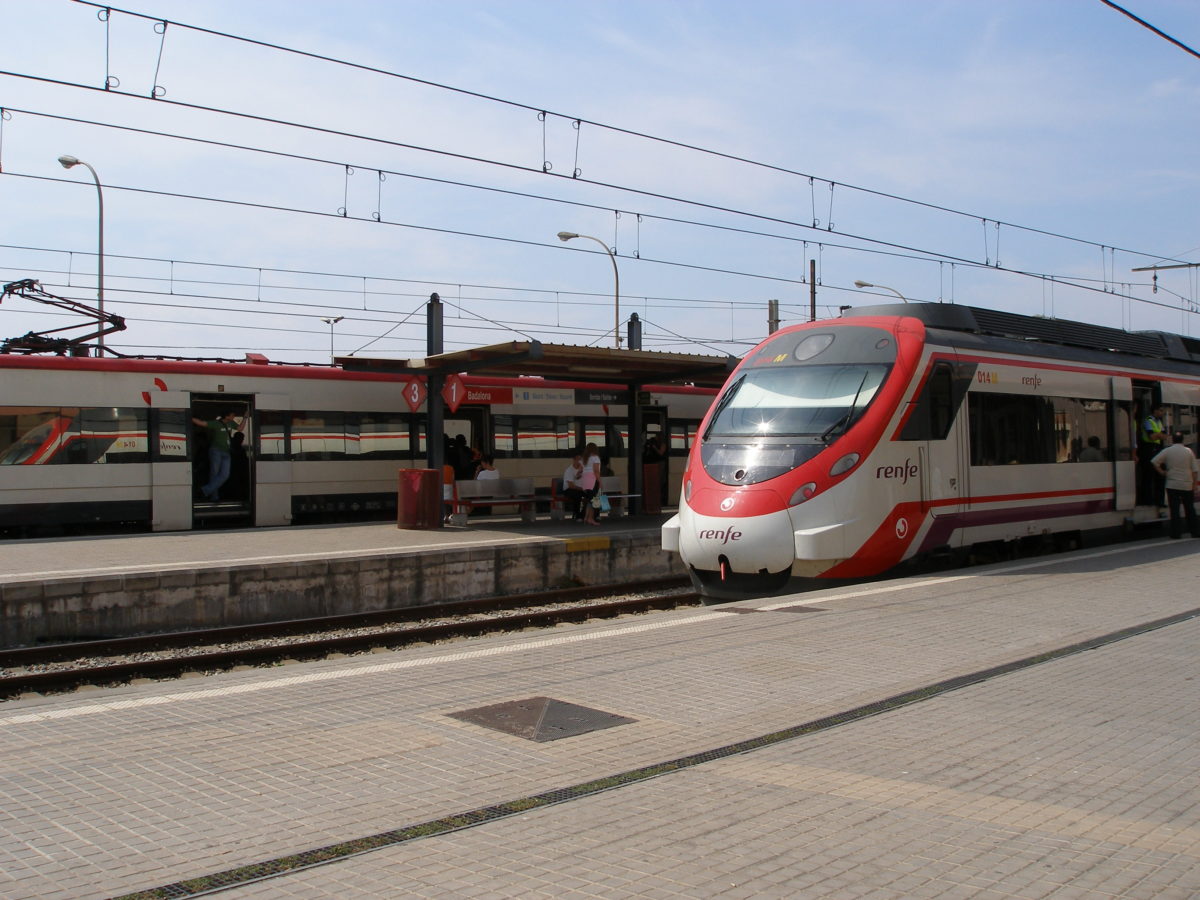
[442,373,466,414]
[402,377,427,413]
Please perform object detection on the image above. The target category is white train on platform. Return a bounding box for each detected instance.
[0,354,714,536]
[665,303,1200,600]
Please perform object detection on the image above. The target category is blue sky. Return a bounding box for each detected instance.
[1,0,1198,362]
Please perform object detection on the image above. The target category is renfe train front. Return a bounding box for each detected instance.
[667,299,1200,600]
[664,312,927,599]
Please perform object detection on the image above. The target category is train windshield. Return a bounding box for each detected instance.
[700,325,896,485]
[704,364,888,439]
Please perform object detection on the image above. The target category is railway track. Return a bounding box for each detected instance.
[0,578,699,699]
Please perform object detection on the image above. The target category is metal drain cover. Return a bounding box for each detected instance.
[449,696,636,742]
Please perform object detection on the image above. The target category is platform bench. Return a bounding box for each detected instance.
[448,477,537,526]
[597,475,640,517]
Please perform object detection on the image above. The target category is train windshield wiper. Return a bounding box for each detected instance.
[702,375,745,441]
[819,372,868,444]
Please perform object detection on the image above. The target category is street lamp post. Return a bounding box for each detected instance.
[557,231,621,348]
[58,154,107,355]
[853,280,908,303]
[320,316,344,359]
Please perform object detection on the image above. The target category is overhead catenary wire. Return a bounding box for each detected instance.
[0,3,1193,355]
[3,170,819,290]
[1098,0,1200,61]
[2,274,763,356]
[1,19,1191,311]
[65,0,1196,262]
[0,69,1186,281]
[5,232,1185,337]
[5,104,1187,296]
[4,169,1181,315]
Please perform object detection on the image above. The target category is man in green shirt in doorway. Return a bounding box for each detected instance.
[191,409,244,501]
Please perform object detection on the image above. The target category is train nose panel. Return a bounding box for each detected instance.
[678,506,796,575]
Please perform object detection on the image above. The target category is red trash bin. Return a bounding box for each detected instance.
[397,468,442,529]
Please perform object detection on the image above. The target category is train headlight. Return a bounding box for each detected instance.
[789,482,818,505]
[684,479,692,502]
[829,452,860,477]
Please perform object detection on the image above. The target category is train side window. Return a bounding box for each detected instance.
[556,418,577,452]
[583,422,607,453]
[1061,398,1110,462]
[1174,406,1198,450]
[0,407,62,465]
[360,413,412,460]
[969,393,1056,465]
[492,415,515,457]
[899,362,970,442]
[85,408,149,464]
[1114,401,1133,460]
[0,406,149,465]
[669,421,690,454]
[52,409,88,464]
[516,416,557,456]
[290,411,348,460]
[153,410,189,460]
[610,422,629,458]
[258,410,289,460]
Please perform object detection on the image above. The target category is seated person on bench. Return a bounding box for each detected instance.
[561,454,585,520]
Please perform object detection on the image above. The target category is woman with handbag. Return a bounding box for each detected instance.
[580,442,603,526]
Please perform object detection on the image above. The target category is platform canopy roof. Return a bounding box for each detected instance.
[336,341,739,388]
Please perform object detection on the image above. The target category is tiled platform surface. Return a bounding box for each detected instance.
[0,536,1197,899]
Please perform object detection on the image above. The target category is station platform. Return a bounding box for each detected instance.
[0,535,1197,898]
[0,514,681,646]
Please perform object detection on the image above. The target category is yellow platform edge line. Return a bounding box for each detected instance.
[564,536,612,553]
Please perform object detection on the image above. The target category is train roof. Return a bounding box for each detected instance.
[842,302,1200,364]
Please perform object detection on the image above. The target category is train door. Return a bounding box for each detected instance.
[1110,378,1136,511]
[421,406,488,475]
[1131,380,1161,508]
[640,406,668,511]
[667,418,697,505]
[917,360,967,526]
[190,393,255,526]
[149,392,192,531]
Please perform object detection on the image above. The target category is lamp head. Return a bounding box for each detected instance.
[853,280,872,289]
[58,155,81,169]
[557,231,579,242]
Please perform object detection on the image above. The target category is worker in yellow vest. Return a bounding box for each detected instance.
[1139,406,1167,510]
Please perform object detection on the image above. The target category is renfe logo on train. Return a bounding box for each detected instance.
[698,525,743,544]
[875,459,919,484]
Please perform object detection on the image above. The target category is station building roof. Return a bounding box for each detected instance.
[336,341,739,389]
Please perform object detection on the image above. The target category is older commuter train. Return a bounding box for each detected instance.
[0,353,714,536]
[665,303,1200,600]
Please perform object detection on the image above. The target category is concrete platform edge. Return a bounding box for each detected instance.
[0,531,684,646]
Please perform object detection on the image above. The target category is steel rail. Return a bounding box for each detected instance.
[0,580,698,698]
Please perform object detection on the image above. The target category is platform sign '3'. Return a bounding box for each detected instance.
[403,377,427,412]
[442,373,466,414]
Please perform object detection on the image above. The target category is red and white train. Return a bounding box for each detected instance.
[665,303,1200,600]
[0,354,714,535]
